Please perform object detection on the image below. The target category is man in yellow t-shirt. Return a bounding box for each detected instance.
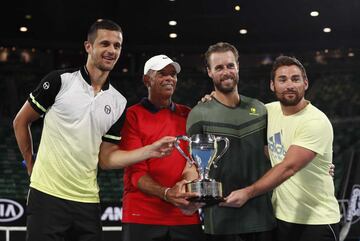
[219,56,340,241]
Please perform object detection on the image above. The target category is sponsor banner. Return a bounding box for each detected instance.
[0,194,359,238]
[336,146,360,240]
[0,198,123,227]
[0,199,26,225]
[339,185,360,239]
[101,202,123,226]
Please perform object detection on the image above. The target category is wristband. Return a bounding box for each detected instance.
[22,153,36,168]
[163,187,171,201]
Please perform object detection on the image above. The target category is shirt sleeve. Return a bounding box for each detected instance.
[264,112,268,144]
[292,118,333,156]
[102,109,126,144]
[27,70,62,115]
[186,105,205,136]
[119,109,149,187]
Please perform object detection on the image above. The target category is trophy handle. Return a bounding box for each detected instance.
[174,135,194,166]
[212,136,230,168]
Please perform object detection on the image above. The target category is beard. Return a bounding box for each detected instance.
[98,66,113,72]
[95,61,115,72]
[214,75,239,94]
[274,89,303,106]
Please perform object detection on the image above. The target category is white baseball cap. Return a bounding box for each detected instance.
[143,54,181,75]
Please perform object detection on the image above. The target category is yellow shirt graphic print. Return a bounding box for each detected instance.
[268,131,286,163]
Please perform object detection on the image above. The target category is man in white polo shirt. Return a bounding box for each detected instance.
[13,19,174,241]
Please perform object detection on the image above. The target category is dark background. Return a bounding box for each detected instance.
[0,0,359,240]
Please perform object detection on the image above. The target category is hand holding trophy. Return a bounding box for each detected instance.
[174,134,229,205]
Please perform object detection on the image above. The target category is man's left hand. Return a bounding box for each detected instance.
[148,136,176,158]
[219,188,251,208]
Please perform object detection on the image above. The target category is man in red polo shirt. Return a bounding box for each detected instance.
[120,55,204,241]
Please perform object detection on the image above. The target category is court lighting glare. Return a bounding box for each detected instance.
[20,27,28,32]
[169,33,177,38]
[310,11,319,17]
[235,5,241,11]
[239,29,247,34]
[323,27,331,33]
[169,20,177,26]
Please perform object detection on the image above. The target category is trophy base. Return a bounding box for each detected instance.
[187,195,225,206]
[186,179,223,206]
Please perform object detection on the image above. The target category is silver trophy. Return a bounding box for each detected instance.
[174,134,229,205]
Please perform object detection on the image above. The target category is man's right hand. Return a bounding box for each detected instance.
[164,179,199,207]
[164,179,204,215]
[329,163,335,177]
[13,101,41,177]
[27,162,34,176]
[23,153,36,176]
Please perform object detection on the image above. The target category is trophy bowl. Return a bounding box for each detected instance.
[175,134,229,205]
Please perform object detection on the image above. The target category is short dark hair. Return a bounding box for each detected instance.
[204,42,239,68]
[87,19,123,43]
[270,56,307,81]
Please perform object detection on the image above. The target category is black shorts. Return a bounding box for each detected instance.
[122,223,205,241]
[26,187,102,241]
[205,230,275,241]
[275,219,339,241]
